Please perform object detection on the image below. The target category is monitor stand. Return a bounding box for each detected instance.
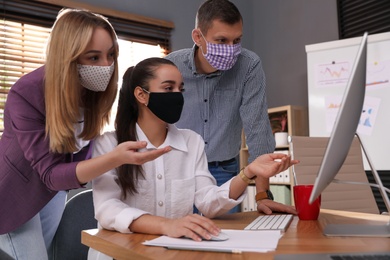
[324,133,390,237]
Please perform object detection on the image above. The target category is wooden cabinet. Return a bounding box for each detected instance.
[240,105,308,211]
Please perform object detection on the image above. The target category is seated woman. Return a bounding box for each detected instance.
[90,57,297,244]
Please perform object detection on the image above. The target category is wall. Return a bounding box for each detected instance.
[74,0,339,109]
[253,0,339,108]
[73,0,252,49]
[73,0,201,49]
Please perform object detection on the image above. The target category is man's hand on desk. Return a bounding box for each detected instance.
[257,199,297,215]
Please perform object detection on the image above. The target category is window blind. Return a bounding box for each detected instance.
[0,20,50,135]
[337,0,390,39]
[0,0,172,52]
[0,0,172,135]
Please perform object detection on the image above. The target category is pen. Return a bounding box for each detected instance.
[167,246,242,254]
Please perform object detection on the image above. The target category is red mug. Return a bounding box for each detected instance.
[293,185,321,220]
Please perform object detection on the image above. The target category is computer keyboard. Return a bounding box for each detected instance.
[244,214,294,232]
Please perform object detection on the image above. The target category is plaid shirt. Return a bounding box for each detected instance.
[166,45,275,163]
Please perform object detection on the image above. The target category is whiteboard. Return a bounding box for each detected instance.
[306,32,390,170]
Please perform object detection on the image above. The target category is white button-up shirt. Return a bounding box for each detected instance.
[92,124,245,233]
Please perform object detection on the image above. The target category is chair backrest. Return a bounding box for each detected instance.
[291,136,379,214]
[50,189,97,260]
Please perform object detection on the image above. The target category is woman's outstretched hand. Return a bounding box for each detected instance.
[115,141,171,165]
[76,141,171,184]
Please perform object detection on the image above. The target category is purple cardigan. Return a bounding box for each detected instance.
[0,66,90,234]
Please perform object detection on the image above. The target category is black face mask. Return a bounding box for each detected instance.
[144,90,184,124]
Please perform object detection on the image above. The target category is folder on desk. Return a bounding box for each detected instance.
[270,185,291,205]
[273,150,289,183]
[143,229,281,253]
[247,185,257,211]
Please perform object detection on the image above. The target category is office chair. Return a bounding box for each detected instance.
[50,189,97,260]
[290,136,379,214]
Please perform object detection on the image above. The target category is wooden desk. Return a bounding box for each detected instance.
[82,209,390,260]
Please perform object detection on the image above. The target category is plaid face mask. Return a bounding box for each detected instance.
[199,31,241,71]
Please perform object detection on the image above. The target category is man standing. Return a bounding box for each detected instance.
[166,0,296,215]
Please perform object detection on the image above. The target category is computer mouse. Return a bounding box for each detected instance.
[209,231,229,241]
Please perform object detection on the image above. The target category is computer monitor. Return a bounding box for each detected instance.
[309,32,390,237]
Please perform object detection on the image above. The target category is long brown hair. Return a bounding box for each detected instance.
[45,9,119,153]
[115,58,176,198]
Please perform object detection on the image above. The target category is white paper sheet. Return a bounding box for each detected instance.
[143,229,281,253]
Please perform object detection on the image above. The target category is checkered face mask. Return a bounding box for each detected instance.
[199,31,241,71]
[77,62,115,92]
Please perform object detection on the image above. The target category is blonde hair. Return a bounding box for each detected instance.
[45,9,119,153]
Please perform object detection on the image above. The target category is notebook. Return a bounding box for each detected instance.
[143,229,281,253]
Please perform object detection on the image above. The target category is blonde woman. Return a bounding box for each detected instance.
[0,9,169,260]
